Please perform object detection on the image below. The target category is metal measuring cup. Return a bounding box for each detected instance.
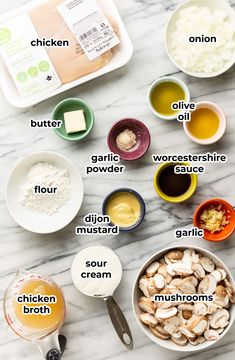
[71,246,133,350]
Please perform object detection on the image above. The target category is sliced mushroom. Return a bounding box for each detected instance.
[178,278,196,294]
[187,276,199,287]
[138,297,155,315]
[192,263,205,280]
[178,304,194,311]
[171,262,193,276]
[214,294,229,308]
[188,315,208,336]
[211,270,223,283]
[147,278,158,297]
[191,251,200,264]
[166,264,176,276]
[146,261,160,278]
[154,274,165,290]
[179,326,197,341]
[139,277,150,298]
[165,250,183,264]
[183,249,199,265]
[217,267,227,280]
[204,329,220,341]
[182,310,193,321]
[158,264,172,283]
[215,285,227,299]
[170,278,182,288]
[209,309,230,329]
[156,307,178,320]
[198,275,217,294]
[163,316,181,335]
[200,257,215,273]
[157,264,167,276]
[206,302,219,315]
[156,301,173,310]
[224,278,235,303]
[189,336,205,345]
[194,303,208,316]
[216,328,224,335]
[182,249,193,266]
[178,304,194,321]
[140,313,158,327]
[150,325,170,340]
[171,332,188,346]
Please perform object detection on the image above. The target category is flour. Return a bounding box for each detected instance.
[19,162,71,215]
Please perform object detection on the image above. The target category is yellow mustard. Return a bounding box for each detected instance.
[106,192,141,228]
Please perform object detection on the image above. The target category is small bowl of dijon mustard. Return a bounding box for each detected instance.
[102,188,146,231]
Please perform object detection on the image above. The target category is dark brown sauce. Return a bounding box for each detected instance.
[158,165,191,197]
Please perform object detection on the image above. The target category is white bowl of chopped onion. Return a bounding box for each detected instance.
[165,0,235,78]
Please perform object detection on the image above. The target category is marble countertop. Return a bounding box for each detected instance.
[0,0,235,359]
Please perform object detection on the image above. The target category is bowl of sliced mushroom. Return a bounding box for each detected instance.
[132,246,235,351]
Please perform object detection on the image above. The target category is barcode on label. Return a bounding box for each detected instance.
[79,27,98,41]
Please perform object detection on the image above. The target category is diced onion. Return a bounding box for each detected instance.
[170,6,235,74]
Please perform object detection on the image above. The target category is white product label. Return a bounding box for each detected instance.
[57,0,120,61]
[0,14,61,99]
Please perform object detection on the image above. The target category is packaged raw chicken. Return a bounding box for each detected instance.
[0,0,133,107]
[29,0,120,84]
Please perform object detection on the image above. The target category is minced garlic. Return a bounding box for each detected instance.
[200,205,229,233]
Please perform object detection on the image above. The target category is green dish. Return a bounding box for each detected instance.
[52,98,95,141]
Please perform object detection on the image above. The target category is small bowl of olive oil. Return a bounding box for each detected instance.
[148,76,190,120]
[183,101,227,145]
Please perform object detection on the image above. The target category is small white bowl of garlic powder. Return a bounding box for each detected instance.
[165,0,235,77]
[6,151,84,233]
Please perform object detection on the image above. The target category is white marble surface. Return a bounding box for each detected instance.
[0,0,235,359]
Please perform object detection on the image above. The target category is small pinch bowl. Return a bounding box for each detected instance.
[102,188,146,231]
[154,162,198,203]
[132,245,235,352]
[53,98,95,141]
[107,118,151,161]
[183,101,227,145]
[148,76,190,120]
[193,198,235,242]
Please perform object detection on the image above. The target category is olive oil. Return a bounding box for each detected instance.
[151,81,186,116]
[188,108,219,139]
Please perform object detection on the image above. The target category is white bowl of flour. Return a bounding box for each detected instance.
[6,151,84,233]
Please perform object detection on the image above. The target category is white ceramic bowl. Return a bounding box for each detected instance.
[183,101,227,145]
[6,151,84,234]
[165,0,235,78]
[148,76,190,120]
[132,245,235,352]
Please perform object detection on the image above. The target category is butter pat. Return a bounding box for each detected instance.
[64,110,86,134]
